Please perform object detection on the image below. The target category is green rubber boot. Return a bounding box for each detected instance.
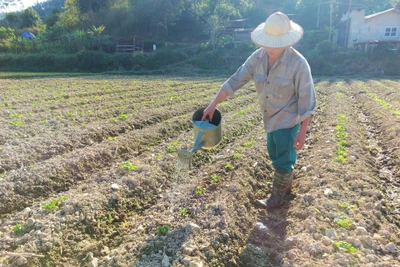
[256,170,293,209]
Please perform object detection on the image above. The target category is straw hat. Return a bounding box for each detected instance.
[251,12,303,48]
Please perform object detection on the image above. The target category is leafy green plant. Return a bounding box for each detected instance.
[12,223,24,235]
[65,111,75,117]
[210,174,221,183]
[118,114,128,120]
[9,120,24,126]
[108,136,117,141]
[43,196,68,210]
[119,161,137,171]
[334,216,353,229]
[225,163,233,171]
[334,114,348,163]
[243,141,253,147]
[10,113,23,118]
[194,186,206,196]
[232,154,240,160]
[332,241,357,253]
[237,109,245,115]
[155,225,169,236]
[166,141,179,153]
[179,208,188,216]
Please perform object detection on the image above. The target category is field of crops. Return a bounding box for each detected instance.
[0,75,399,267]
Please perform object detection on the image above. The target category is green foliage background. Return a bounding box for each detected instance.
[0,0,398,76]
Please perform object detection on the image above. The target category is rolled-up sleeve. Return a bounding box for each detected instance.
[296,61,316,123]
[221,50,258,97]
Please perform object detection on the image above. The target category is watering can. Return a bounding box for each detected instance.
[179,108,222,157]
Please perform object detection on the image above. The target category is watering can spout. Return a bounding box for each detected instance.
[189,131,205,153]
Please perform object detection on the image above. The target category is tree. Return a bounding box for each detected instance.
[20,7,42,28]
[88,24,105,50]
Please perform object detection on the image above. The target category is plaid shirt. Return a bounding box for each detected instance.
[221,47,316,133]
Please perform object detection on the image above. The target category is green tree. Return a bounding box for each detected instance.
[88,24,105,50]
[20,7,43,28]
[0,26,15,40]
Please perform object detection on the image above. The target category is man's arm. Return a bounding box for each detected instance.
[294,115,312,151]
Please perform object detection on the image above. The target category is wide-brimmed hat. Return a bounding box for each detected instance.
[251,12,303,48]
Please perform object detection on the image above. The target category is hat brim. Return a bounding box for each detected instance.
[251,21,304,48]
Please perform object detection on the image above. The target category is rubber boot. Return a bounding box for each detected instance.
[256,170,293,209]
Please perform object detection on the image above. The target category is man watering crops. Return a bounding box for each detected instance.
[202,12,316,209]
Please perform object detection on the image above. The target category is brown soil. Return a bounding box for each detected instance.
[0,75,399,267]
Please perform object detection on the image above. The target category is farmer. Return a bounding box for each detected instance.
[201,12,316,209]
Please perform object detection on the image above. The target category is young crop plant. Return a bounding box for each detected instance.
[332,241,357,253]
[108,136,117,141]
[368,92,400,118]
[43,196,68,210]
[225,163,234,171]
[118,114,128,120]
[237,109,245,115]
[166,141,179,153]
[155,225,169,236]
[243,141,253,147]
[210,174,221,183]
[119,161,137,171]
[194,186,206,196]
[232,154,240,160]
[12,223,24,235]
[334,216,353,229]
[179,208,189,216]
[9,120,24,126]
[334,114,348,163]
[10,113,23,119]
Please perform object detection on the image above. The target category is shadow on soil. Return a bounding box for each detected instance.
[129,225,189,267]
[238,204,290,267]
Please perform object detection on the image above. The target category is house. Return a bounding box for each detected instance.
[336,3,400,51]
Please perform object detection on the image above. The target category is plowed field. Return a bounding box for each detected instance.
[0,75,399,267]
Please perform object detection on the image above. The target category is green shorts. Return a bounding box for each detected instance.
[266,124,300,173]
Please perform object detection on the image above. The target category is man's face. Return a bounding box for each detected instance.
[264,47,286,58]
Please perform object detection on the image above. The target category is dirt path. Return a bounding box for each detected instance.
[0,76,399,267]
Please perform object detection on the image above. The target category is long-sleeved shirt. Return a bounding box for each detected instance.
[221,47,316,133]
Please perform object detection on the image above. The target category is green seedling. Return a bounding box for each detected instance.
[179,208,188,216]
[166,141,179,153]
[232,154,240,160]
[332,241,357,253]
[65,112,75,117]
[118,114,128,120]
[225,163,233,171]
[237,109,245,115]
[194,186,206,196]
[119,161,137,171]
[155,225,169,236]
[43,196,67,210]
[108,136,117,141]
[334,216,353,229]
[10,113,23,118]
[9,121,24,126]
[243,141,253,147]
[210,174,221,183]
[12,223,24,235]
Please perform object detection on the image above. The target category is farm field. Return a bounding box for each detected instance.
[0,75,399,267]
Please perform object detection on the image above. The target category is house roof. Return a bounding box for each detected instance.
[365,8,395,20]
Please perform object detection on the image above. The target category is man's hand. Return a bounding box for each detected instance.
[294,131,306,151]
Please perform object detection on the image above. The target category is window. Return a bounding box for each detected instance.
[385,27,397,37]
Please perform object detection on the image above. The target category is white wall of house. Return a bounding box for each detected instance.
[346,9,400,48]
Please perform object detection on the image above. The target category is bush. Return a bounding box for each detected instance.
[76,50,116,72]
